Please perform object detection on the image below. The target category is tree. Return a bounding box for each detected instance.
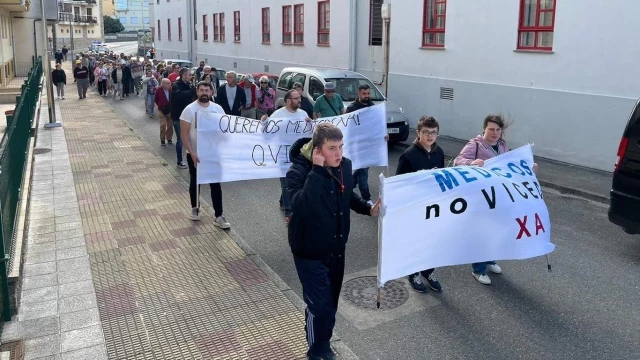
[103,16,125,34]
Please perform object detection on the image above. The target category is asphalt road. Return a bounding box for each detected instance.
[98,89,640,360]
[99,41,140,58]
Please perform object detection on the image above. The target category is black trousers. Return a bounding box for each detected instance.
[187,154,223,217]
[97,79,107,95]
[294,253,345,355]
[410,268,434,279]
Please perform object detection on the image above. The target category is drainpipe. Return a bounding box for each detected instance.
[186,0,193,60]
[348,0,357,71]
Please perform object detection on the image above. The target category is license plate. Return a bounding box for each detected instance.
[387,128,399,134]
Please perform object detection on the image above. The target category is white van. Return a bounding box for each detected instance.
[276,67,409,143]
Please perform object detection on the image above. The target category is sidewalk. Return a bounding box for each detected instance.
[3,64,309,359]
[399,132,612,203]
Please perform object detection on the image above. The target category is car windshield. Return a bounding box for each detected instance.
[96,47,109,52]
[324,78,385,102]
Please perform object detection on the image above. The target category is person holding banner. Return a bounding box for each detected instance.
[261,89,311,224]
[453,114,538,285]
[180,81,231,229]
[287,123,380,360]
[347,84,376,206]
[396,116,444,293]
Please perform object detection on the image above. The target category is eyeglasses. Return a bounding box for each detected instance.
[420,130,439,137]
[260,82,268,84]
[325,90,335,93]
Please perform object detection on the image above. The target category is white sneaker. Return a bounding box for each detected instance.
[366,200,374,206]
[214,216,231,229]
[472,272,491,285]
[62,96,65,100]
[190,208,200,221]
[487,263,502,274]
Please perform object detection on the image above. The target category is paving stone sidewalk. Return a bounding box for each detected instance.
[5,67,308,359]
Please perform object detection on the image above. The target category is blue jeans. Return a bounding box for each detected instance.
[353,168,371,201]
[472,261,497,275]
[172,119,183,163]
[280,177,292,216]
[146,94,155,114]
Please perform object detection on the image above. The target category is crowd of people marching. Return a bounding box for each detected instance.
[52,54,539,360]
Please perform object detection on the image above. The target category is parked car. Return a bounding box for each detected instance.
[251,73,279,90]
[608,99,640,234]
[276,67,409,143]
[161,59,194,70]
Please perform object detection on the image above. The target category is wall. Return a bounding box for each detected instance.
[384,0,640,171]
[0,8,14,68]
[103,0,116,17]
[151,0,188,59]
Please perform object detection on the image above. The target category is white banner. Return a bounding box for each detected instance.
[196,103,388,184]
[377,145,554,287]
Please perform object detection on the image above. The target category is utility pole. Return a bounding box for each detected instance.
[41,0,59,127]
[381,4,391,97]
[69,12,74,61]
[141,0,146,57]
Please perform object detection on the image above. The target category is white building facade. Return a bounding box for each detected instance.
[153,0,638,172]
[115,0,149,32]
[54,0,104,50]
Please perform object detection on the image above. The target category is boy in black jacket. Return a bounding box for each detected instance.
[287,123,380,360]
[396,116,444,293]
[51,63,66,100]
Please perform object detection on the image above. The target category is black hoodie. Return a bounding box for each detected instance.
[396,141,445,175]
[286,137,371,260]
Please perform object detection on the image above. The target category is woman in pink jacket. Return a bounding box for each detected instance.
[453,114,537,285]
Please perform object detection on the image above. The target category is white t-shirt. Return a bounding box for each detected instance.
[180,101,225,153]
[270,107,307,120]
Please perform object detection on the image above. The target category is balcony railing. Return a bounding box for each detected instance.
[59,0,97,4]
[58,12,98,24]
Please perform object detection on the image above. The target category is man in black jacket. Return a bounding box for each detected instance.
[286,123,380,360]
[293,82,313,118]
[396,116,444,293]
[215,71,246,115]
[346,84,376,206]
[51,63,66,100]
[170,68,196,169]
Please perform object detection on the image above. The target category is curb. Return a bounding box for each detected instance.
[395,142,610,204]
[96,88,360,360]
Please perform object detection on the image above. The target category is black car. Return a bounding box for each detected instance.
[608,99,640,234]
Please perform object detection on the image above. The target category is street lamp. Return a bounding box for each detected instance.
[41,0,59,127]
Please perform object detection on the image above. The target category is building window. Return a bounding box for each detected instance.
[120,17,127,24]
[151,27,155,41]
[144,17,149,24]
[422,0,446,47]
[131,17,139,24]
[518,0,555,50]
[369,0,383,46]
[167,19,171,40]
[220,13,225,42]
[87,8,92,16]
[213,14,219,41]
[157,19,161,40]
[282,5,292,44]
[203,15,208,41]
[234,11,240,42]
[178,17,182,41]
[318,1,330,45]
[293,4,304,44]
[261,7,270,44]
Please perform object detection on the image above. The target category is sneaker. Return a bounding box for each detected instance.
[408,273,428,293]
[214,216,231,229]
[167,140,173,144]
[285,216,291,225]
[366,200,374,206]
[423,272,442,292]
[472,272,492,285]
[321,348,337,360]
[487,263,502,274]
[190,208,200,221]
[148,114,153,118]
[62,96,65,100]
[161,141,166,146]
[177,162,187,169]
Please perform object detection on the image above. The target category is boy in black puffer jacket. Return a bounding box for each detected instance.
[396,116,445,293]
[286,123,379,360]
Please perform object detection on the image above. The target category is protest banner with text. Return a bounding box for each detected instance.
[377,145,554,287]
[196,103,388,184]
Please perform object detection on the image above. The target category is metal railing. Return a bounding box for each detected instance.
[58,13,98,24]
[0,56,42,321]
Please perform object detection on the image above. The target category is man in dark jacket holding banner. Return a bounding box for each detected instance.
[286,123,379,360]
[396,116,444,293]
